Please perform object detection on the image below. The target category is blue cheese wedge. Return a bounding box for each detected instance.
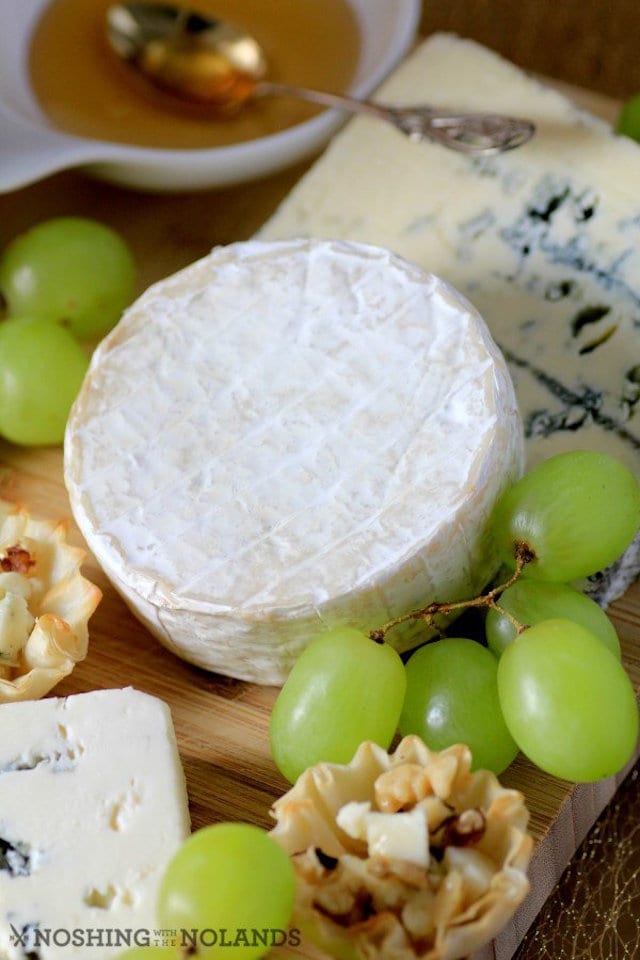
[64,238,523,683]
[0,688,190,960]
[261,33,640,602]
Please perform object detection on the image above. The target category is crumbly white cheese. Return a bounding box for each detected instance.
[261,34,640,602]
[64,238,523,683]
[0,687,190,960]
[336,801,429,868]
[0,584,34,666]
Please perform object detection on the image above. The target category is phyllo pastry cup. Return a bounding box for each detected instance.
[0,500,102,702]
[270,736,533,960]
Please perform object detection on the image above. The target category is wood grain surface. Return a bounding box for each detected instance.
[0,76,638,960]
[419,1,640,101]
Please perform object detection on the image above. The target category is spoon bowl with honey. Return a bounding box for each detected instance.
[106,1,535,155]
[0,0,419,191]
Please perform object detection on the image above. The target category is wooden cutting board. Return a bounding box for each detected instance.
[0,80,638,960]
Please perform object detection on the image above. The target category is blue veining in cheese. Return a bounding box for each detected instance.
[0,688,190,960]
[261,33,640,601]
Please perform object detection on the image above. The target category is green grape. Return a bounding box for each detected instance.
[492,450,640,581]
[157,823,295,959]
[486,580,620,659]
[497,618,638,782]
[0,316,89,446]
[270,626,406,783]
[0,216,135,339]
[399,637,518,775]
[617,92,640,141]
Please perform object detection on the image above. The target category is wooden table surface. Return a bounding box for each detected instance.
[0,58,638,960]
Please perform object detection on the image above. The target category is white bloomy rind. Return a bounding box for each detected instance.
[64,239,523,684]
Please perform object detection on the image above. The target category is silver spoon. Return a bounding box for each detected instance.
[106,2,535,156]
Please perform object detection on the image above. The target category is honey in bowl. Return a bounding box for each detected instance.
[29,0,360,149]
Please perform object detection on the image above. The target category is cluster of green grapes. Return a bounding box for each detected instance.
[116,451,640,960]
[115,450,640,960]
[0,216,135,446]
[271,449,640,786]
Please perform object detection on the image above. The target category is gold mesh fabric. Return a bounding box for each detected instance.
[514,759,640,959]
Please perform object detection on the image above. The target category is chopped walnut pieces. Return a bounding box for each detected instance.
[374,763,433,813]
[438,808,486,849]
[315,890,377,930]
[401,886,437,942]
[345,891,375,926]
[311,867,357,918]
[367,856,428,890]
[270,738,533,960]
[1,545,35,575]
[416,796,455,834]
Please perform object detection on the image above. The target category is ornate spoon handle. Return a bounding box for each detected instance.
[256,81,535,156]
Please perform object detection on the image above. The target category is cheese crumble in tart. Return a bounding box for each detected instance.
[270,737,532,960]
[0,500,102,702]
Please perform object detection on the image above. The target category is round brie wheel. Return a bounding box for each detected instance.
[64,239,523,684]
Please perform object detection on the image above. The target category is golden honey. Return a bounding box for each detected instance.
[29,0,360,149]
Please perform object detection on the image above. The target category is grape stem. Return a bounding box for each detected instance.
[369,542,532,643]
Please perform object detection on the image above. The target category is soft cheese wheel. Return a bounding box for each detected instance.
[64,239,523,684]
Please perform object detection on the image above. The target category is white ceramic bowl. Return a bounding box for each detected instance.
[0,0,420,193]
